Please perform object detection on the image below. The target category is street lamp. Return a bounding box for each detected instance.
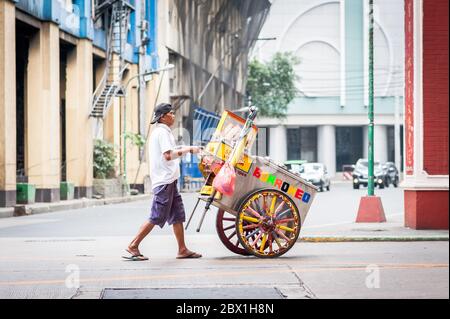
[356,0,385,223]
[121,64,175,194]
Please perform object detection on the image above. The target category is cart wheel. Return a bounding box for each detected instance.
[236,189,301,258]
[216,209,251,256]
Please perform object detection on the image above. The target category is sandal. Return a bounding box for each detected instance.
[176,251,202,259]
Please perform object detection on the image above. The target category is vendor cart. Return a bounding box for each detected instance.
[186,107,318,258]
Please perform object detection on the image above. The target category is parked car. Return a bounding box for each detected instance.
[352,159,388,189]
[382,161,400,187]
[284,160,308,174]
[298,162,331,192]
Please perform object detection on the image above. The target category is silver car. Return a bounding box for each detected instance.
[352,159,387,189]
[299,163,331,192]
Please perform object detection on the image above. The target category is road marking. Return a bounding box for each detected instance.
[0,263,447,287]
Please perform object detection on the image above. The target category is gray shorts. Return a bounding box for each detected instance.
[149,180,185,228]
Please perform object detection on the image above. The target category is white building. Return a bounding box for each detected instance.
[252,0,405,176]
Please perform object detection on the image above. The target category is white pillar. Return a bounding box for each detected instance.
[394,95,402,171]
[66,40,93,198]
[318,125,336,177]
[269,126,287,165]
[363,126,368,158]
[27,23,61,202]
[374,125,388,163]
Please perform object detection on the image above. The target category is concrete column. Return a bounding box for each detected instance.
[374,125,388,163]
[269,126,287,165]
[143,74,160,192]
[66,39,93,198]
[122,64,140,187]
[27,23,61,202]
[363,126,368,158]
[318,125,336,177]
[0,0,16,207]
[104,56,122,168]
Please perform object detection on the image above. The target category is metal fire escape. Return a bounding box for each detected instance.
[91,0,134,119]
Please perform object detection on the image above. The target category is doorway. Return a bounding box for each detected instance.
[336,126,363,171]
[15,21,38,183]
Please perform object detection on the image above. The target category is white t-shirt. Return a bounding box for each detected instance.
[149,123,180,189]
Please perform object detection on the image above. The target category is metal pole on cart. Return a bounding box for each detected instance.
[195,106,258,233]
[185,197,201,230]
[185,136,225,231]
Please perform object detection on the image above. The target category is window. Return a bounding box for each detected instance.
[287,128,301,160]
[336,127,363,171]
[287,127,317,162]
[253,127,269,156]
[387,125,404,171]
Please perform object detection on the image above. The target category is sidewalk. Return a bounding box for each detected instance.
[0,191,447,243]
[300,220,449,242]
[0,194,152,219]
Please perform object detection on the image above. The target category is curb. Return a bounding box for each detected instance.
[0,194,152,218]
[299,236,449,242]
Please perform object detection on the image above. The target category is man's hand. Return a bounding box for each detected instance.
[189,146,203,154]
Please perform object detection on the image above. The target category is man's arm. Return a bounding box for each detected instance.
[163,146,202,161]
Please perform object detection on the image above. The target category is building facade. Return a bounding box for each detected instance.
[252,0,405,176]
[402,0,448,229]
[0,0,161,207]
[0,0,270,207]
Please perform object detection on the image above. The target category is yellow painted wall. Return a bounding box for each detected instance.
[65,39,93,188]
[26,22,60,189]
[0,0,16,191]
[122,64,140,184]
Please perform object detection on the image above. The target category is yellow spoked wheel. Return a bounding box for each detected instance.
[236,189,301,258]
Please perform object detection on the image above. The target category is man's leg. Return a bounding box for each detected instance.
[170,183,201,258]
[128,221,155,255]
[172,223,188,255]
[173,223,202,258]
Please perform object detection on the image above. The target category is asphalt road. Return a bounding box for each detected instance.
[0,182,447,299]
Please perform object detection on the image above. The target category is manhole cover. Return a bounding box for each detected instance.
[101,287,285,299]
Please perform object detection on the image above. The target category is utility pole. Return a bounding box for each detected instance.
[367,0,375,196]
[356,0,386,223]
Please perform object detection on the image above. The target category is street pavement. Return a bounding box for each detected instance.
[0,182,448,299]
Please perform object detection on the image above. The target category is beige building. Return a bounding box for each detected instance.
[0,0,160,207]
[0,0,270,207]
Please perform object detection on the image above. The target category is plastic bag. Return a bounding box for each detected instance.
[212,162,236,196]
